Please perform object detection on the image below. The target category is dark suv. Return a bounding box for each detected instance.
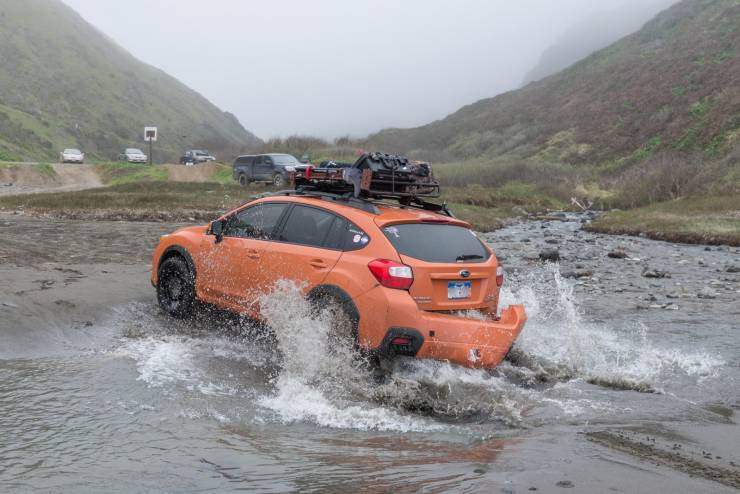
[233,153,300,187]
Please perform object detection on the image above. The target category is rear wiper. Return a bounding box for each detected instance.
[456,254,484,262]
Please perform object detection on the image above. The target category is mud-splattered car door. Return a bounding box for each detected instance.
[264,204,343,292]
[198,202,290,313]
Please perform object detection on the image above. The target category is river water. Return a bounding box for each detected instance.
[1,215,738,492]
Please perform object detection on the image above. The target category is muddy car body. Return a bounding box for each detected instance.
[151,192,526,369]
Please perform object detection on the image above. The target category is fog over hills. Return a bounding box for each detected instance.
[522,0,678,84]
[0,0,261,162]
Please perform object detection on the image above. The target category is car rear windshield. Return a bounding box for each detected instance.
[382,223,490,263]
[272,154,299,165]
[64,149,81,154]
[126,149,143,154]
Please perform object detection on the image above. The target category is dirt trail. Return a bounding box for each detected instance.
[0,162,223,197]
[0,163,102,196]
[164,162,221,182]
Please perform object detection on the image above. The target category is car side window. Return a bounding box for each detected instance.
[224,203,288,240]
[323,217,346,250]
[264,156,273,165]
[278,205,336,248]
[254,156,263,165]
[344,221,370,251]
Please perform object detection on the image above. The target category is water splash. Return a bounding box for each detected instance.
[257,280,443,432]
[501,263,724,392]
[111,265,726,431]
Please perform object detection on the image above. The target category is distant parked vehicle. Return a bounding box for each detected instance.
[118,148,148,163]
[60,148,84,163]
[179,149,216,165]
[232,153,300,187]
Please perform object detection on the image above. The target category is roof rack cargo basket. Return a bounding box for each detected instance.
[290,152,441,200]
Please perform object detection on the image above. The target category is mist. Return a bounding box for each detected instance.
[62,0,677,140]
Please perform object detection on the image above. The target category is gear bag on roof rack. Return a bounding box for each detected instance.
[290,152,441,199]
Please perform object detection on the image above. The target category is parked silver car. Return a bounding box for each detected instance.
[60,148,84,163]
[118,148,148,163]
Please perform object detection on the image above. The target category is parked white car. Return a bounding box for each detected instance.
[118,148,148,163]
[60,148,84,163]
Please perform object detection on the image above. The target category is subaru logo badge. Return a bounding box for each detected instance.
[460,270,470,278]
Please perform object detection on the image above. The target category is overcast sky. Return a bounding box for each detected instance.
[62,0,674,140]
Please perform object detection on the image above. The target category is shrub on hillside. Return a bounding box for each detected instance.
[612,152,718,208]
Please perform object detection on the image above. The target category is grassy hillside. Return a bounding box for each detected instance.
[0,0,262,162]
[367,0,740,177]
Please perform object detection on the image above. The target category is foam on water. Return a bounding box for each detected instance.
[117,336,239,396]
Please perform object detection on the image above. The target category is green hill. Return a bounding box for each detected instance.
[368,0,740,171]
[0,0,261,162]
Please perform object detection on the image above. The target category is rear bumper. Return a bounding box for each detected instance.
[412,305,526,368]
[355,285,526,369]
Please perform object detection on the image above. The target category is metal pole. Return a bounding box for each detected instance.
[149,138,153,166]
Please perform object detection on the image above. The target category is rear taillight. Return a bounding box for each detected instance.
[304,165,313,179]
[496,265,504,287]
[368,259,414,290]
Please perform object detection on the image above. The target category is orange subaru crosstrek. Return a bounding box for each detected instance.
[151,192,526,369]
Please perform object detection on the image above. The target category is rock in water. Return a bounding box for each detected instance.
[697,287,718,299]
[642,269,670,279]
[608,249,628,259]
[539,249,560,262]
[562,270,593,279]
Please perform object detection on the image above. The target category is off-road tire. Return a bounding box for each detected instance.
[157,256,196,318]
[239,174,248,187]
[272,173,285,188]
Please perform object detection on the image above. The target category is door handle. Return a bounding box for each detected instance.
[246,249,260,260]
[309,259,328,269]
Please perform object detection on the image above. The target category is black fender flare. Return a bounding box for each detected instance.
[158,245,196,281]
[307,284,361,340]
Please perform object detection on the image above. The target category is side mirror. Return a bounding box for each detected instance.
[211,219,225,243]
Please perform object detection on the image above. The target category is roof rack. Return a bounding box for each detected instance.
[291,152,441,200]
[252,188,380,214]
[253,186,454,217]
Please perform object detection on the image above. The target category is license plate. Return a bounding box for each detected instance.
[448,281,472,300]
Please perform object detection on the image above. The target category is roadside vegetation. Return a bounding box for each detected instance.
[259,135,362,164]
[3,151,738,241]
[94,162,169,185]
[587,195,740,246]
[0,180,527,232]
[0,182,259,222]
